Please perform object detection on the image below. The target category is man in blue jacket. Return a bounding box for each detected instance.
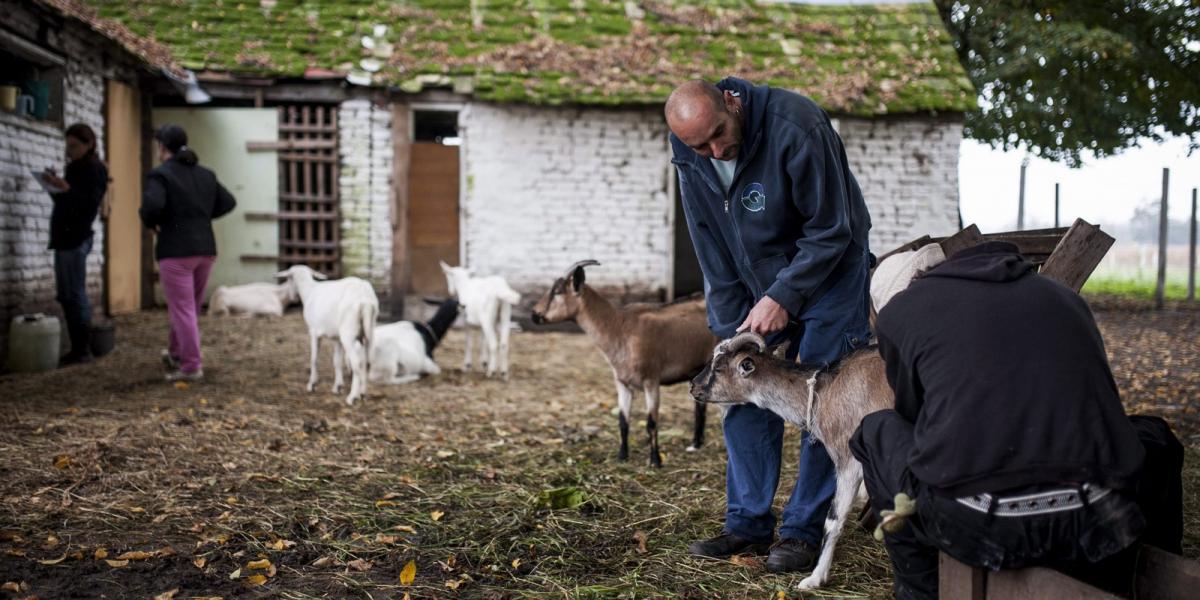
[666,78,873,572]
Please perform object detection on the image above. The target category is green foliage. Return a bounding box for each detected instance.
[935,1,1200,166]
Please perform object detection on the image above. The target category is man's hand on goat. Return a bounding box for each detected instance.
[737,296,789,336]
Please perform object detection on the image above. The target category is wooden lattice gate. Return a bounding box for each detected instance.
[277,105,340,276]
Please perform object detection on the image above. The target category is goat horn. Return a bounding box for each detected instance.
[563,259,600,278]
[721,331,767,356]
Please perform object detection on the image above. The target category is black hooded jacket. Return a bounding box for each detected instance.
[139,157,236,260]
[875,242,1145,496]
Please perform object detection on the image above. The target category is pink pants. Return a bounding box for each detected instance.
[160,256,215,373]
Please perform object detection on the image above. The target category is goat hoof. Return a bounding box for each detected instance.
[306,382,317,392]
[617,451,629,461]
[345,395,358,406]
[685,445,700,452]
[650,456,663,468]
[797,574,823,590]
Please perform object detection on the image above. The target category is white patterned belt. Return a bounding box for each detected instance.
[956,484,1111,517]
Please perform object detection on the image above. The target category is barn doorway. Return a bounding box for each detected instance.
[407,109,460,297]
[671,166,704,299]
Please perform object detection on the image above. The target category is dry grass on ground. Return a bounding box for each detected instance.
[0,298,1196,599]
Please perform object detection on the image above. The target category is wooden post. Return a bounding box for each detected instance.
[1155,168,1169,309]
[939,553,985,600]
[1039,219,1115,292]
[390,102,412,319]
[1018,157,1028,230]
[1054,183,1060,228]
[1189,188,1196,302]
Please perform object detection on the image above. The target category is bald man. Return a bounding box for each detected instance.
[667,78,873,572]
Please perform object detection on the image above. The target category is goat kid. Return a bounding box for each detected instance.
[690,331,893,590]
[531,260,716,467]
[275,265,378,405]
[208,282,297,317]
[370,298,459,384]
[440,262,520,380]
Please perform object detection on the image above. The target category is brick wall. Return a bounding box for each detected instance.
[338,99,392,296]
[458,103,673,300]
[839,116,964,250]
[0,3,139,364]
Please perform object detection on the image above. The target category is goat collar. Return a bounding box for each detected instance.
[414,321,437,358]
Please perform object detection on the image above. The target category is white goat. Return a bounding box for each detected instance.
[275,265,378,405]
[369,299,459,384]
[207,282,297,317]
[440,262,520,380]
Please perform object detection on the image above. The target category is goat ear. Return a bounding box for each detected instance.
[768,343,790,360]
[273,269,291,280]
[570,266,586,292]
[737,356,756,378]
[311,270,328,280]
[439,260,452,273]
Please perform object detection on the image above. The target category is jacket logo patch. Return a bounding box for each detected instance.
[740,182,766,212]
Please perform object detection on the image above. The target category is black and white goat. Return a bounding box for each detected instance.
[690,331,893,590]
[369,299,460,384]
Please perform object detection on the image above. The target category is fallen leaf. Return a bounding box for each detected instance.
[225,496,238,505]
[430,510,445,522]
[229,568,242,580]
[42,535,59,550]
[174,381,189,390]
[511,558,521,568]
[312,556,334,567]
[246,559,271,570]
[633,530,649,554]
[435,450,455,458]
[729,554,763,570]
[93,548,108,560]
[399,559,416,585]
[375,534,398,545]
[156,546,177,558]
[381,492,401,500]
[1,583,20,593]
[392,525,416,533]
[403,594,411,600]
[193,557,206,569]
[68,550,83,560]
[52,455,71,469]
[445,579,462,590]
[116,550,155,561]
[347,558,372,572]
[244,574,267,586]
[776,591,787,600]
[128,507,145,514]
[5,548,25,557]
[267,539,294,551]
[374,500,397,508]
[153,589,179,600]
[105,559,130,568]
[36,553,66,565]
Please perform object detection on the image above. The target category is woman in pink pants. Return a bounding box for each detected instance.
[139,124,236,382]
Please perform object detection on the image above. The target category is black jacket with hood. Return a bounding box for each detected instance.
[875,242,1145,496]
[48,154,108,250]
[139,157,236,260]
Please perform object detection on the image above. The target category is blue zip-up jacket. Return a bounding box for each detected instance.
[671,77,871,340]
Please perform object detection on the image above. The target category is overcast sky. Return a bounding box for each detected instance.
[959,136,1200,235]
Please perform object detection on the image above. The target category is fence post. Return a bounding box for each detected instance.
[1189,188,1197,302]
[1155,168,1169,310]
[1055,182,1060,228]
[1018,157,1028,231]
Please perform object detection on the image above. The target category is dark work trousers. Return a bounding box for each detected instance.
[722,241,873,545]
[850,410,1183,600]
[53,236,93,356]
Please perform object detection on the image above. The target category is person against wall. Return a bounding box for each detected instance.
[43,123,108,365]
[139,124,236,382]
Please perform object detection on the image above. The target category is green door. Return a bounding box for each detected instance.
[151,108,279,299]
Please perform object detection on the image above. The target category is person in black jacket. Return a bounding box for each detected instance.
[851,242,1183,599]
[43,123,108,365]
[139,124,236,382]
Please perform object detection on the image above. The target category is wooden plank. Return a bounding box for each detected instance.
[980,229,1069,256]
[329,105,341,278]
[1135,545,1200,599]
[246,139,336,152]
[1038,218,1115,292]
[243,211,278,221]
[391,102,412,316]
[938,224,984,258]
[878,234,934,264]
[939,553,985,600]
[240,254,281,262]
[986,567,1120,599]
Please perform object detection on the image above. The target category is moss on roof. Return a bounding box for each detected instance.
[91,0,975,115]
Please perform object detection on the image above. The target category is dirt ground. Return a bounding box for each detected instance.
[0,297,1197,599]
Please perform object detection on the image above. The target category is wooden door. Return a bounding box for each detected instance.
[408,142,459,295]
[150,108,279,297]
[104,80,141,314]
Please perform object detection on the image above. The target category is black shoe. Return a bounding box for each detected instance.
[765,537,819,573]
[59,351,92,366]
[688,532,771,559]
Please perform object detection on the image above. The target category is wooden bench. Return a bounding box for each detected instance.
[939,545,1200,599]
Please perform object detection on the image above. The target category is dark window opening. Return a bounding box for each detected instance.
[413,110,459,145]
[0,35,65,126]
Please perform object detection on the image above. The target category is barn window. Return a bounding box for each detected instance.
[0,29,66,127]
[413,110,459,145]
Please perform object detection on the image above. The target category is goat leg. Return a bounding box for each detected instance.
[644,383,663,468]
[798,460,863,591]
[616,380,633,461]
[307,335,320,392]
[687,402,707,451]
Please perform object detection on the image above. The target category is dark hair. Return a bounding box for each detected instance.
[154,123,198,166]
[64,123,98,158]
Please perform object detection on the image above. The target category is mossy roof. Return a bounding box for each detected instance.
[91,0,975,115]
[34,0,182,74]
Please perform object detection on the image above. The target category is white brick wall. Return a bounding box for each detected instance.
[459,103,672,299]
[839,116,963,249]
[338,99,392,295]
[0,5,137,361]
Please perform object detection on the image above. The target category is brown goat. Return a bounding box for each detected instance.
[690,331,893,590]
[531,260,718,467]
